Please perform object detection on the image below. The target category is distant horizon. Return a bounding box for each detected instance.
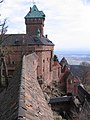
[55,49,90,65]
[55,49,90,55]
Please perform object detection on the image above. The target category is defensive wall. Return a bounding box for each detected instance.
[0,53,54,120]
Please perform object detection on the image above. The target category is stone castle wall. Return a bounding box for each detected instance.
[18,53,54,120]
[4,44,60,85]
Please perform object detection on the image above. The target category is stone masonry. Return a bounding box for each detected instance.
[19,53,54,120]
[0,53,54,120]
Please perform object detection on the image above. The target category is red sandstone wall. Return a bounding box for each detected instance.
[4,45,60,85]
[19,53,54,120]
[26,24,44,36]
[42,51,52,82]
[25,18,44,36]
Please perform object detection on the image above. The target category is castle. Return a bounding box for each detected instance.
[1,5,79,95]
[2,5,60,85]
[0,4,90,120]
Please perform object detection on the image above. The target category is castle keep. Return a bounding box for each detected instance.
[2,5,61,85]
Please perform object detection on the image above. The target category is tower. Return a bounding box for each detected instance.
[25,5,45,36]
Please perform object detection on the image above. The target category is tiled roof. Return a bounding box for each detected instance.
[49,96,72,104]
[25,5,45,19]
[78,85,90,102]
[2,34,54,46]
[21,53,54,120]
[60,57,68,66]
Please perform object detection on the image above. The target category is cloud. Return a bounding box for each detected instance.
[0,0,90,51]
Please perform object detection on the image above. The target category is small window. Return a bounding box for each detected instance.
[38,45,40,47]
[12,61,15,64]
[68,79,72,84]
[14,40,19,45]
[43,60,45,63]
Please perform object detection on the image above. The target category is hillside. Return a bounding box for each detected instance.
[70,65,90,92]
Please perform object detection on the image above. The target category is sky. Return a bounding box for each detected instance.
[0,0,90,52]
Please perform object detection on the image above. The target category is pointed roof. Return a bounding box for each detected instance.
[60,57,69,67]
[25,5,45,19]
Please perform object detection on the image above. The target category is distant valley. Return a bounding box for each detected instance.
[55,50,90,65]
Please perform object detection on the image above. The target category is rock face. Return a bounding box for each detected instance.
[0,53,54,120]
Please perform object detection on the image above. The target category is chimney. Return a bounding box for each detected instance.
[45,34,48,38]
[30,7,31,12]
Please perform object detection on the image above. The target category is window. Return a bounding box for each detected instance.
[51,51,53,58]
[12,61,15,64]
[68,79,72,84]
[43,59,45,63]
[50,58,51,71]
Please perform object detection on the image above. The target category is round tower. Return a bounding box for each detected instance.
[25,5,45,36]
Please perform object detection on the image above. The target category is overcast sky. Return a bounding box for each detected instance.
[0,0,90,51]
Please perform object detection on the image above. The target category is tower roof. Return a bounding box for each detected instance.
[2,34,54,46]
[25,5,45,19]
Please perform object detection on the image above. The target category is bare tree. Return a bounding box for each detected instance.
[0,0,3,3]
[0,1,8,87]
[80,62,90,85]
[0,19,8,41]
[80,61,90,67]
[0,19,8,87]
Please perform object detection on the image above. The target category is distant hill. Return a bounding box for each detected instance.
[70,64,90,92]
[70,65,84,78]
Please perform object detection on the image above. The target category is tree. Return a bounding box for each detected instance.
[0,1,8,87]
[0,19,8,87]
[0,0,3,3]
[80,61,90,67]
[80,62,90,85]
[0,19,8,38]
